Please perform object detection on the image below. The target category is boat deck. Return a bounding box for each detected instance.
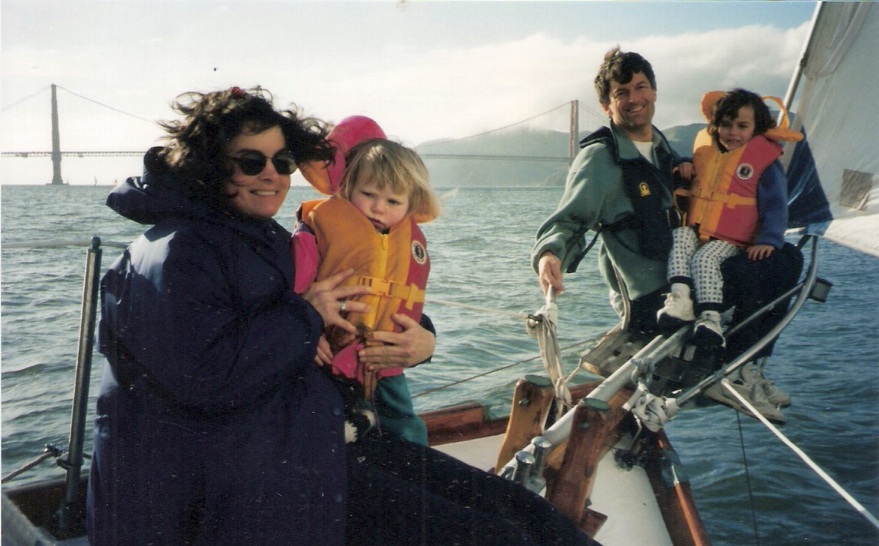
[435,432,674,546]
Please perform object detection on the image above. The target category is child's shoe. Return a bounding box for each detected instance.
[657,285,695,328]
[692,310,725,347]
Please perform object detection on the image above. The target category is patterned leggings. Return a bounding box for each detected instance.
[668,226,741,307]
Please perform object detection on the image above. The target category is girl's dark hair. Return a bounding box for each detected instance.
[708,88,776,141]
[157,86,333,209]
[594,46,656,106]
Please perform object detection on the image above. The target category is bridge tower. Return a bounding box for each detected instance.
[568,100,579,163]
[50,84,64,185]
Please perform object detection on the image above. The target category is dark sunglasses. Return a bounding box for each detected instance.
[228,151,298,176]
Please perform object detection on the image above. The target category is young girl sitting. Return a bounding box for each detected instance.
[657,89,802,348]
[294,116,441,444]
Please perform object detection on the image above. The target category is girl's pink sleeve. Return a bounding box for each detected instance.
[291,225,319,294]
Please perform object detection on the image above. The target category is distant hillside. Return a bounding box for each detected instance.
[662,123,702,157]
[416,123,703,187]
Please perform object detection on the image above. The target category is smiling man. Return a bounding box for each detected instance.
[532,47,688,336]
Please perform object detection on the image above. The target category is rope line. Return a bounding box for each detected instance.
[1,451,56,484]
[426,297,529,320]
[720,379,879,531]
[735,412,763,546]
[412,337,598,399]
[526,297,574,414]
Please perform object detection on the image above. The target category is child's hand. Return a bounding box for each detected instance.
[314,335,332,367]
[674,161,695,181]
[747,244,775,261]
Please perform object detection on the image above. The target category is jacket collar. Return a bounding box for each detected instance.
[608,121,672,162]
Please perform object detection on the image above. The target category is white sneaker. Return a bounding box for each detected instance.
[657,290,695,328]
[692,310,725,347]
[704,363,786,423]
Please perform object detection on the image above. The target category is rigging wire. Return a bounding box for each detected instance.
[411,337,598,400]
[719,379,879,531]
[735,412,763,546]
[426,297,528,320]
[414,294,599,400]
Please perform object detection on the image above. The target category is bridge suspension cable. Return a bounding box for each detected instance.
[2,86,591,177]
[54,85,155,124]
[1,86,51,111]
[419,102,572,148]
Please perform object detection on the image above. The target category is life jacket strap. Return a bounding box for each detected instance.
[695,191,757,208]
[359,276,426,310]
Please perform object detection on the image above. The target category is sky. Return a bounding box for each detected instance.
[1,0,818,185]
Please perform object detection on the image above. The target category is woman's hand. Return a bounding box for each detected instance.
[301,268,371,336]
[359,314,436,371]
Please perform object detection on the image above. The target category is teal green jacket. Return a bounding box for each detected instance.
[531,123,682,301]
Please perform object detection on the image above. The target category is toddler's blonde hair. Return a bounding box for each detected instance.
[339,139,440,223]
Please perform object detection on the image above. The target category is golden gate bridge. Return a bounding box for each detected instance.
[2,84,604,185]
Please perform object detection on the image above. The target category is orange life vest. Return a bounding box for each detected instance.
[682,91,803,246]
[296,197,429,383]
[689,132,782,247]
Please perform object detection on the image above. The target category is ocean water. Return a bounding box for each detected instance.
[2,184,877,545]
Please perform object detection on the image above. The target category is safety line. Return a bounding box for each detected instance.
[425,297,529,320]
[412,337,598,399]
[734,412,763,545]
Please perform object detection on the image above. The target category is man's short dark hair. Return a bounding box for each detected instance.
[594,47,657,106]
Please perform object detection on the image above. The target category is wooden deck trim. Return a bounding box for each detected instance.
[422,379,711,545]
[645,433,713,546]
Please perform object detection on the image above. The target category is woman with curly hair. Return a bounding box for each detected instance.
[88,87,598,546]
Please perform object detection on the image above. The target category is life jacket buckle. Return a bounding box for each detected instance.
[360,276,391,296]
[359,276,425,310]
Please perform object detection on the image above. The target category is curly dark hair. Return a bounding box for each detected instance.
[708,88,776,143]
[594,46,657,106]
[157,86,334,210]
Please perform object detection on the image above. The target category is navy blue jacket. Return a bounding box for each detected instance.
[88,162,347,545]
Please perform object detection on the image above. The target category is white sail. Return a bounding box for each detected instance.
[784,2,879,257]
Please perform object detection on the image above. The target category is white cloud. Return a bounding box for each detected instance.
[299,21,811,145]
